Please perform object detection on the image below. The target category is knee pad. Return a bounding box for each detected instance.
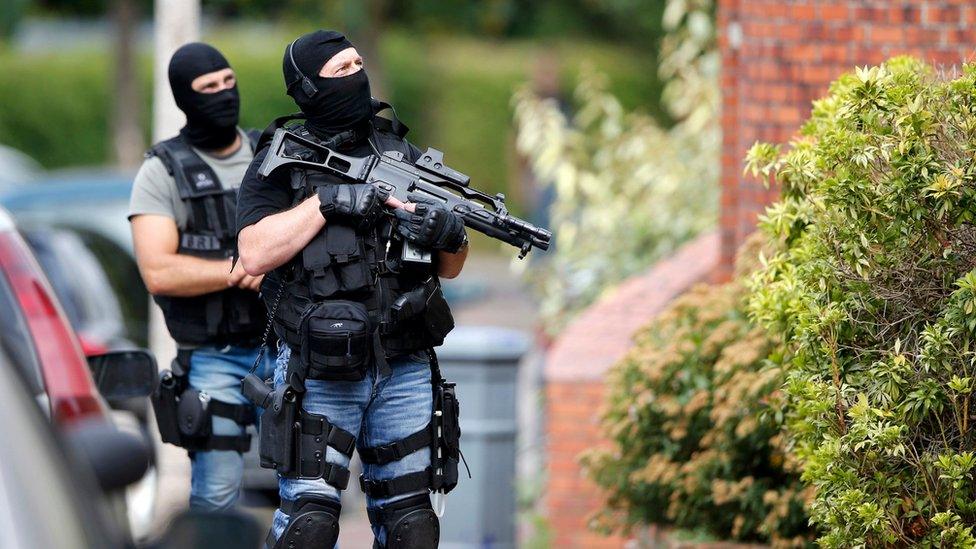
[270,496,341,549]
[367,494,439,549]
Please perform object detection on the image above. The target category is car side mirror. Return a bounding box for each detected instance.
[64,418,151,493]
[152,510,262,549]
[87,349,158,401]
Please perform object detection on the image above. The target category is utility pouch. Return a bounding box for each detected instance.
[151,369,184,446]
[259,385,297,472]
[177,389,213,438]
[423,286,455,345]
[301,300,373,381]
[327,225,371,293]
[303,225,371,299]
[303,231,340,299]
[432,380,461,493]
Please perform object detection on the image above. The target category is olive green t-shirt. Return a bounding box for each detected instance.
[127,128,254,228]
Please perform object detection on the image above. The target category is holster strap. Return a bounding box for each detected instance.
[299,415,357,457]
[359,468,431,499]
[205,433,252,453]
[300,462,351,490]
[358,425,432,465]
[209,399,257,425]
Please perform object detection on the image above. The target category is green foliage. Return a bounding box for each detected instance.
[0,28,659,220]
[512,0,718,332]
[583,235,812,546]
[747,56,976,547]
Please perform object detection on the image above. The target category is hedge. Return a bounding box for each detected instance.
[0,27,663,216]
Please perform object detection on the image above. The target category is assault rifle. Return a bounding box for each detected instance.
[258,128,552,258]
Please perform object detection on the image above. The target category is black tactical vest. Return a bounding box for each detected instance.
[266,119,455,366]
[148,131,267,347]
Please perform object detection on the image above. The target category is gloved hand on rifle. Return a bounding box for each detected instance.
[393,196,467,253]
[317,183,385,231]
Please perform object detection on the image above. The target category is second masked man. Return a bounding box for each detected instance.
[129,43,276,510]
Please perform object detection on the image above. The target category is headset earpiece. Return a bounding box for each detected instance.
[287,39,318,97]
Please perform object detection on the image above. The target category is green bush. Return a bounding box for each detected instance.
[747,57,976,547]
[512,0,717,332]
[0,28,661,220]
[582,235,812,546]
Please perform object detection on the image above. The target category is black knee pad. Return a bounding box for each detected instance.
[367,494,439,549]
[271,496,341,549]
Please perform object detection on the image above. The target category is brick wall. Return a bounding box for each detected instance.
[543,233,720,548]
[717,0,976,278]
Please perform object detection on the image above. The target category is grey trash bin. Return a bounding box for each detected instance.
[436,325,530,549]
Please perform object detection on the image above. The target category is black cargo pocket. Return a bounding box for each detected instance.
[259,386,297,473]
[301,300,373,381]
[327,225,371,293]
[177,389,213,439]
[424,286,455,345]
[304,231,340,299]
[431,380,461,494]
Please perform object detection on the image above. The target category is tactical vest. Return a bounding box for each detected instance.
[148,131,267,347]
[266,119,455,383]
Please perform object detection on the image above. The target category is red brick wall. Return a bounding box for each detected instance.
[543,233,720,548]
[717,0,976,277]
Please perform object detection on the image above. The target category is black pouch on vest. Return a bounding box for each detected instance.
[150,369,183,446]
[328,225,371,293]
[259,385,297,473]
[177,389,212,438]
[433,380,461,493]
[423,286,455,345]
[303,231,340,299]
[303,225,372,299]
[301,300,372,381]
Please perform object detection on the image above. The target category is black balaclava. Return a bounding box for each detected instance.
[168,43,240,150]
[283,30,373,139]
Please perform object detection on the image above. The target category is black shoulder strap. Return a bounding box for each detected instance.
[371,98,409,138]
[149,136,225,199]
[257,113,306,151]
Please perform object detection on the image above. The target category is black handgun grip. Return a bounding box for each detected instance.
[241,373,274,409]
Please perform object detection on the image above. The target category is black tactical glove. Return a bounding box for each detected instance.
[317,183,385,230]
[393,197,467,253]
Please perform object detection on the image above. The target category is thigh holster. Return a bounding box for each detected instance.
[150,350,254,453]
[268,496,341,549]
[244,376,356,490]
[357,361,464,499]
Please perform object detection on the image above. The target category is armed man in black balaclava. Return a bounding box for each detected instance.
[129,42,276,510]
[236,30,469,548]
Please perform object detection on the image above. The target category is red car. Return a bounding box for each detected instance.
[0,206,105,423]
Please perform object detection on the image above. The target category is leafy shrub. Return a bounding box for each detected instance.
[582,235,812,546]
[0,28,660,221]
[747,56,976,547]
[511,0,718,333]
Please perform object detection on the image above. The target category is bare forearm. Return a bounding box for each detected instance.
[437,244,468,279]
[239,196,325,275]
[139,255,232,297]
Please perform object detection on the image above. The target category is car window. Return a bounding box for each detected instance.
[0,269,43,395]
[21,229,125,342]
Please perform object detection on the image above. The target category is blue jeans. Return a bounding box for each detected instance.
[270,345,434,547]
[187,344,276,510]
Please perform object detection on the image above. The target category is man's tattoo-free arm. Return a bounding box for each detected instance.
[238,195,326,276]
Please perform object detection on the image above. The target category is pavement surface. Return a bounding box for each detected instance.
[148,252,541,547]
